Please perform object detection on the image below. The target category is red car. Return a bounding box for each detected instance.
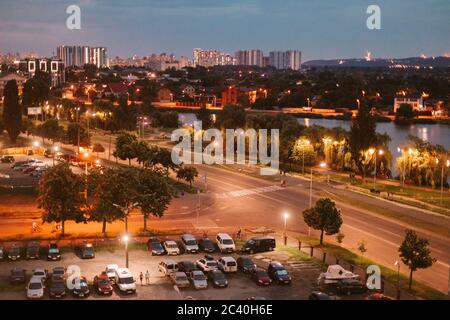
[251,268,272,286]
[94,272,113,295]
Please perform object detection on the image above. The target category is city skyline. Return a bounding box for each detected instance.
[0,0,449,61]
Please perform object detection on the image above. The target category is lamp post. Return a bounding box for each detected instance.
[356,99,360,110]
[394,260,401,300]
[113,202,139,233]
[370,148,383,190]
[397,147,405,188]
[301,139,310,174]
[122,234,129,268]
[52,146,59,166]
[76,107,80,155]
[82,152,90,200]
[283,212,289,245]
[436,157,450,205]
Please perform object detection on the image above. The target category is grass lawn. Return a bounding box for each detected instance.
[296,236,448,300]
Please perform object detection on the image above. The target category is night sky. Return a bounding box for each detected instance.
[1,0,449,61]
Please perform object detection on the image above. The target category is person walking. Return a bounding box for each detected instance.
[145,270,150,285]
[139,272,144,286]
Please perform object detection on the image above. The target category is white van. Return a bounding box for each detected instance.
[114,268,136,294]
[181,234,199,254]
[216,233,235,253]
[218,257,238,273]
[158,260,179,276]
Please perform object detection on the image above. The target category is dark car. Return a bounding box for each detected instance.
[336,279,367,295]
[208,270,228,288]
[309,291,339,300]
[80,243,95,259]
[178,261,199,274]
[72,277,90,298]
[9,268,26,285]
[26,241,40,260]
[237,256,257,273]
[8,243,22,261]
[251,268,272,286]
[1,156,15,163]
[147,238,165,256]
[198,238,215,253]
[52,267,66,279]
[47,243,61,261]
[241,236,276,254]
[94,272,113,295]
[49,276,67,299]
[267,261,291,284]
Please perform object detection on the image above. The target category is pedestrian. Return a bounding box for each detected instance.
[237,227,242,240]
[145,270,150,285]
[139,272,144,286]
[32,221,37,232]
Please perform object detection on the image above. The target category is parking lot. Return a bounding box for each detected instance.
[0,243,328,300]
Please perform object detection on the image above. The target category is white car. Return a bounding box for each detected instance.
[26,277,45,299]
[158,260,178,276]
[106,264,119,281]
[163,241,180,255]
[114,268,136,294]
[216,233,235,253]
[32,268,48,282]
[217,257,238,273]
[189,270,208,290]
[196,256,218,273]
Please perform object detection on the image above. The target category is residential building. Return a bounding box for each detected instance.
[18,58,65,87]
[193,49,236,67]
[235,49,264,67]
[394,95,424,112]
[56,45,108,68]
[221,86,266,106]
[157,87,173,102]
[269,50,301,70]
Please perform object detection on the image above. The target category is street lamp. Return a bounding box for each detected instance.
[83,152,90,200]
[397,147,406,188]
[283,212,289,245]
[370,148,384,189]
[436,157,450,205]
[300,139,310,174]
[356,99,360,110]
[52,146,59,166]
[33,141,40,148]
[113,202,139,233]
[394,260,401,300]
[122,234,129,268]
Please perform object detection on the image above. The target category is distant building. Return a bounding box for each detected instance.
[157,87,173,102]
[193,48,236,67]
[18,58,65,87]
[235,49,264,67]
[268,50,301,70]
[0,73,27,97]
[103,83,128,99]
[221,86,266,106]
[394,95,424,112]
[56,45,108,68]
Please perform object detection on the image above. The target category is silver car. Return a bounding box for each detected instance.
[189,270,208,290]
[170,272,190,288]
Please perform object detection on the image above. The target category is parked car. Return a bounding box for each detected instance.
[267,262,292,284]
[147,237,165,256]
[178,261,199,274]
[198,238,216,253]
[158,260,179,276]
[1,156,15,163]
[72,276,90,298]
[26,241,40,260]
[94,272,113,295]
[105,264,119,282]
[335,279,367,295]
[10,268,26,285]
[8,243,22,261]
[114,268,136,294]
[196,255,218,273]
[208,270,228,288]
[32,268,48,282]
[241,236,276,254]
[26,277,45,299]
[217,257,238,273]
[80,243,95,259]
[366,293,394,300]
[181,234,199,253]
[216,233,235,253]
[189,270,208,290]
[237,256,257,273]
[309,291,339,300]
[47,243,61,261]
[163,240,180,255]
[52,267,66,279]
[251,268,272,286]
[49,275,67,299]
[0,246,4,260]
[170,272,190,288]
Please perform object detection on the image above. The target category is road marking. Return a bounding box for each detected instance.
[216,185,284,199]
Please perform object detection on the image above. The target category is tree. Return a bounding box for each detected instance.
[113,132,138,165]
[154,147,179,176]
[136,169,173,231]
[302,198,343,245]
[395,103,416,123]
[37,164,85,236]
[66,123,89,147]
[2,80,22,143]
[399,229,436,290]
[38,119,64,143]
[217,105,246,129]
[176,166,199,187]
[349,102,377,181]
[357,240,368,262]
[92,143,105,158]
[197,107,212,128]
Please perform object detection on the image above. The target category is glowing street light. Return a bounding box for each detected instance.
[283,212,289,245]
[299,139,311,174]
[33,141,40,147]
[371,148,384,189]
[122,234,130,268]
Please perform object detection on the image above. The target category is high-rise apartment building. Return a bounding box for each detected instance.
[192,49,236,67]
[235,49,264,67]
[268,50,301,70]
[56,45,108,68]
